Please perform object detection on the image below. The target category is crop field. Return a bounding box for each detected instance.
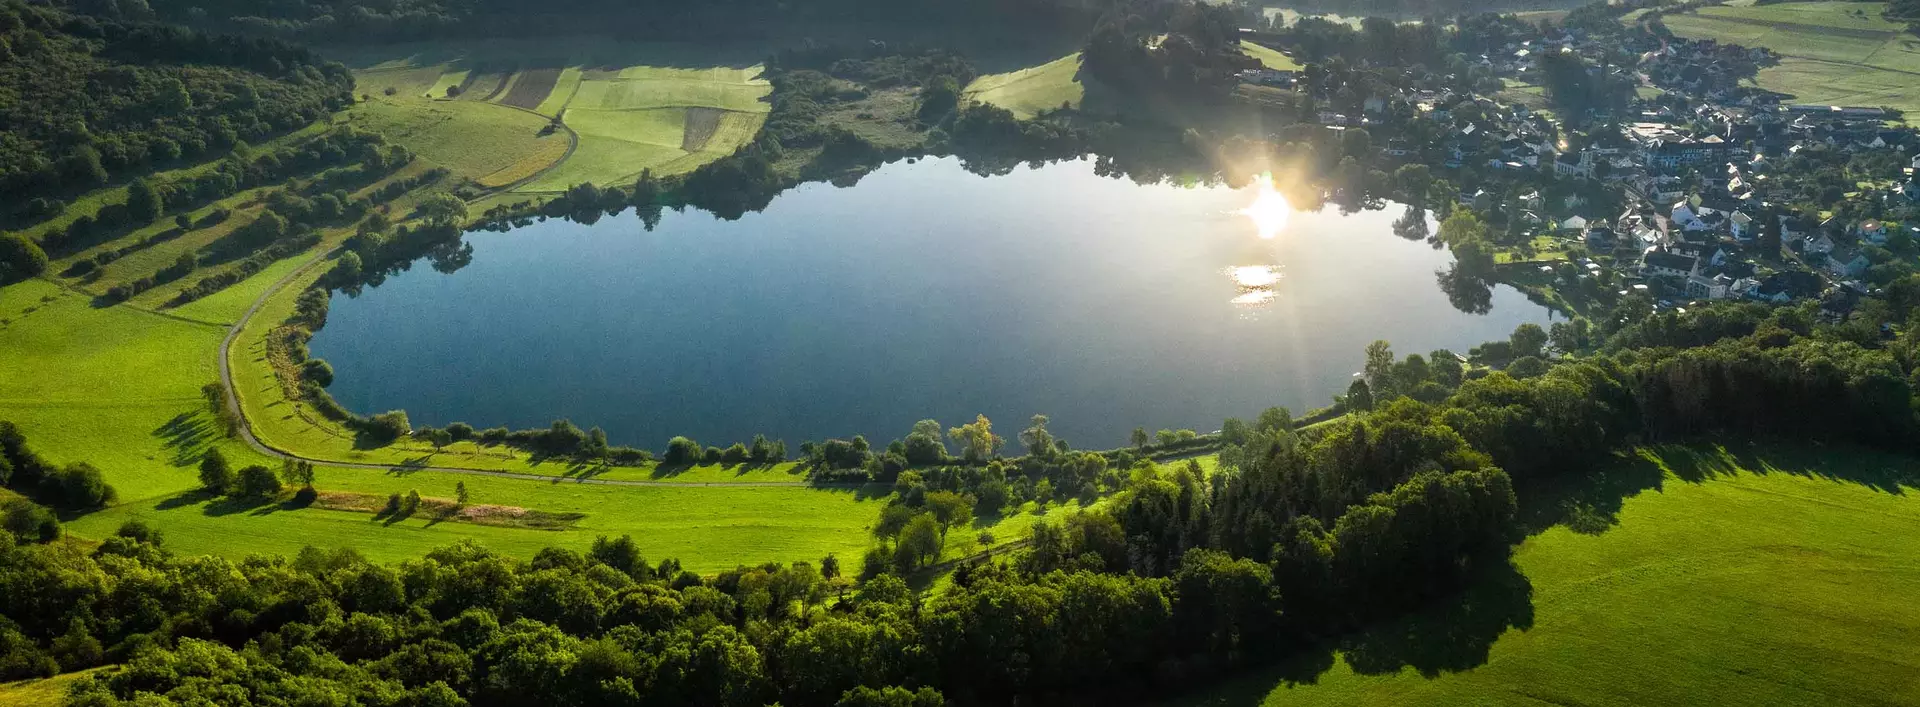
[534,67,585,116]
[498,67,562,110]
[347,97,564,183]
[963,53,1086,119]
[1656,2,1920,115]
[1181,443,1920,707]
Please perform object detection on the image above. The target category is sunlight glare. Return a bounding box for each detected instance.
[1238,173,1293,240]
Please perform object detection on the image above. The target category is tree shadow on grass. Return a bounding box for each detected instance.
[1339,558,1536,678]
[152,412,218,467]
[1652,439,1920,495]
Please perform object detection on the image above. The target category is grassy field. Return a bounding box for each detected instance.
[964,53,1086,119]
[0,668,114,706]
[1180,442,1920,707]
[344,97,565,184]
[1657,2,1920,115]
[1241,40,1302,71]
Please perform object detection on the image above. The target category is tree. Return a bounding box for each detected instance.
[455,481,469,506]
[894,514,943,571]
[837,685,945,707]
[1346,379,1375,411]
[1130,426,1150,449]
[236,465,281,499]
[127,177,163,225]
[418,192,468,227]
[0,234,49,281]
[903,419,947,465]
[923,491,975,536]
[1510,323,1549,359]
[198,449,233,494]
[947,415,1002,462]
[363,410,410,445]
[820,553,840,580]
[282,459,315,488]
[1018,414,1055,459]
[665,436,701,466]
[1363,340,1396,397]
[1255,406,1294,434]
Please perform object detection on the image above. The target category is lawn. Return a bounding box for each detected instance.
[1241,40,1301,71]
[1178,442,1920,707]
[963,53,1086,119]
[1657,2,1920,115]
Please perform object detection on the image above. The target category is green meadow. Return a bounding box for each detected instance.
[1657,2,1920,115]
[1181,443,1920,707]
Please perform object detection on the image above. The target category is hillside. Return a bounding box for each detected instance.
[0,1,353,215]
[1184,444,1920,706]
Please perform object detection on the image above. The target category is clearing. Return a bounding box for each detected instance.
[964,53,1088,119]
[1656,2,1920,116]
[1180,442,1920,707]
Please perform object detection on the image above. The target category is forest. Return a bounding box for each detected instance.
[0,1,354,210]
[128,0,1122,42]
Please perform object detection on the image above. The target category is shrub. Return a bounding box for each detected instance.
[236,465,281,499]
[664,436,701,466]
[198,450,234,493]
[302,359,335,387]
[48,463,113,509]
[361,410,411,445]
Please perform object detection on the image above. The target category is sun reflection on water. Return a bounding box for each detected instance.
[1237,173,1293,241]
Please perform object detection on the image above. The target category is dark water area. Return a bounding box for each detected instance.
[311,157,1551,450]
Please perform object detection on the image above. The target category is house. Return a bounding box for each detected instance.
[1670,200,1702,231]
[1750,270,1822,303]
[1729,211,1754,240]
[1825,247,1869,278]
[1687,271,1734,300]
[1804,232,1836,256]
[1585,225,1618,249]
[1560,215,1590,232]
[1779,215,1810,241]
[1643,251,1697,279]
[1858,220,1888,244]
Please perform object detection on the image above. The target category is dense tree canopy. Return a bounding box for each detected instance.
[0,1,354,207]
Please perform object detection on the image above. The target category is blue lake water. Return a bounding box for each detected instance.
[311,157,1552,450]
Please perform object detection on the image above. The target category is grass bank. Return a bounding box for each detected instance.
[1179,441,1920,706]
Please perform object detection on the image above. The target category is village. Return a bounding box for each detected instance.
[1240,7,1920,324]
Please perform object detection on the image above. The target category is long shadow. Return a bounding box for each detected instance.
[1338,559,1536,678]
[153,412,219,467]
